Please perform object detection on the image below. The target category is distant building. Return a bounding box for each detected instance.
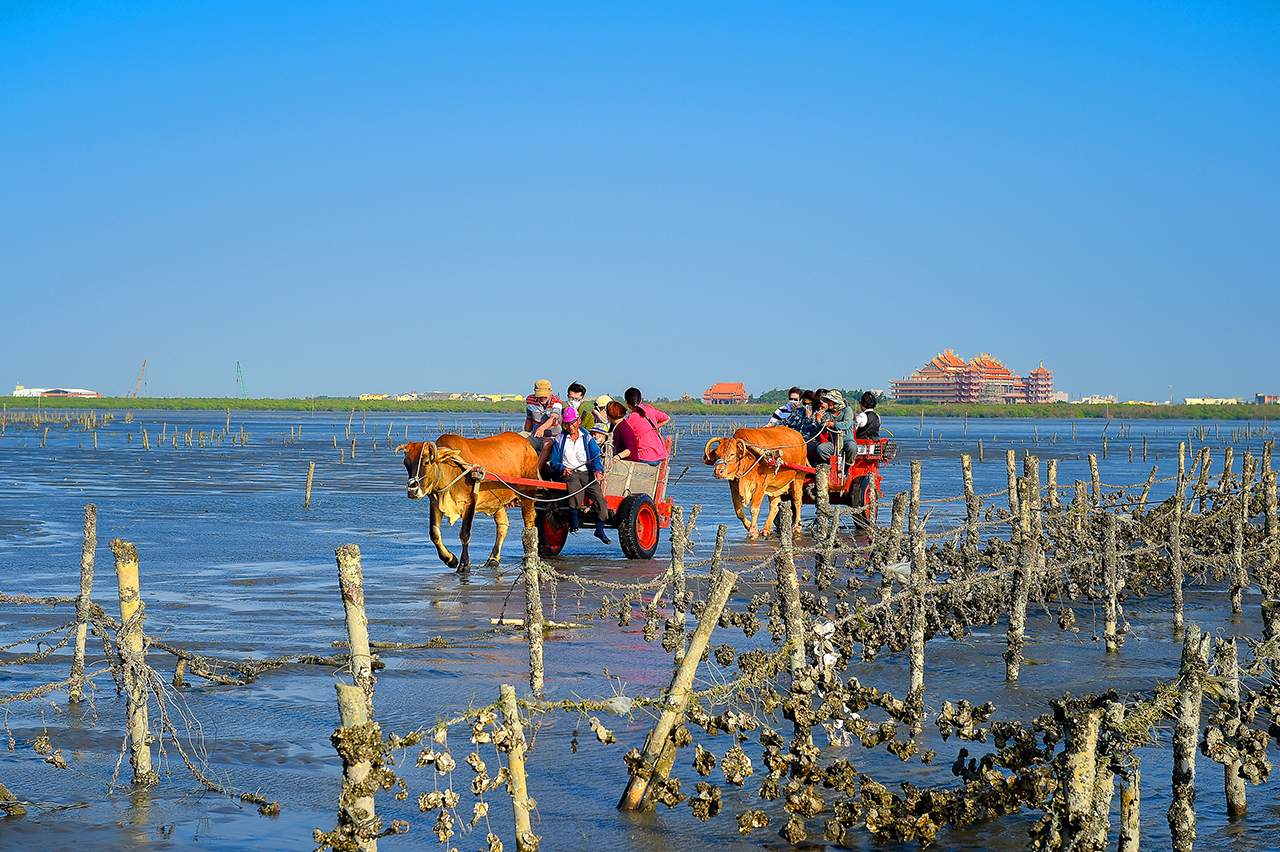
[1080,395,1117,405]
[359,393,389,401]
[890,350,1048,404]
[1050,391,1070,403]
[1257,394,1279,405]
[702,382,749,405]
[1184,397,1243,405]
[11,384,100,398]
[1025,363,1054,403]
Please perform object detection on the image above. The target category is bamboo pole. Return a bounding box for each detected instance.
[305,461,316,508]
[1231,485,1248,614]
[522,528,545,695]
[1047,458,1060,510]
[961,454,977,555]
[500,684,539,851]
[1006,450,1018,526]
[335,544,375,701]
[334,683,379,852]
[110,539,156,785]
[813,463,831,541]
[1103,512,1122,653]
[908,465,927,731]
[1005,477,1032,682]
[1263,600,1280,688]
[669,506,690,664]
[68,504,97,702]
[1138,465,1157,511]
[775,501,806,680]
[1088,454,1101,507]
[1167,624,1210,852]
[618,569,738,811]
[710,523,727,583]
[1171,446,1187,633]
[1216,639,1247,816]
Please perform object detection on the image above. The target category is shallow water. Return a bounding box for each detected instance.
[0,411,1276,851]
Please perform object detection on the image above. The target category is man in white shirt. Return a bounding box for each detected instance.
[545,406,611,543]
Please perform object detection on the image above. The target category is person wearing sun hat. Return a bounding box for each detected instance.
[814,389,847,463]
[523,379,563,451]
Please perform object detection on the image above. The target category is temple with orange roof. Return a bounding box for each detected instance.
[889,351,1052,404]
[702,381,749,405]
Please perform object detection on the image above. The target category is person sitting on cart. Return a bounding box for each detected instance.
[565,381,595,431]
[612,388,669,465]
[832,390,882,462]
[766,387,804,427]
[544,406,612,544]
[524,379,563,451]
[781,390,821,448]
[813,389,847,464]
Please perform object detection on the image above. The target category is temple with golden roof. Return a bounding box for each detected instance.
[889,351,1052,404]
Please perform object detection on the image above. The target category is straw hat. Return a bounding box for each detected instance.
[822,389,846,409]
[595,394,612,408]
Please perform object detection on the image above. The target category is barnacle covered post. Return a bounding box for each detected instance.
[69,503,97,702]
[500,684,539,851]
[669,506,689,663]
[1230,470,1253,614]
[961,454,978,554]
[1171,443,1187,632]
[521,527,545,694]
[1167,624,1210,852]
[1089,454,1101,508]
[1047,457,1061,510]
[110,538,155,785]
[908,459,926,728]
[1006,450,1019,524]
[333,683,380,852]
[1215,639,1247,816]
[618,569,739,812]
[813,463,831,541]
[1004,477,1032,682]
[335,544,376,702]
[1103,512,1122,654]
[305,461,316,508]
[775,501,806,680]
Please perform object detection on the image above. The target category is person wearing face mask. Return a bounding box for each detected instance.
[544,406,612,543]
[564,382,596,432]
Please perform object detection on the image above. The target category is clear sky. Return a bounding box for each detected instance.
[3,2,1276,401]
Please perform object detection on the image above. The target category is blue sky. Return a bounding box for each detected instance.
[2,2,1276,401]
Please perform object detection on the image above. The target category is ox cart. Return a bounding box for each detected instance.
[782,436,898,528]
[474,437,675,560]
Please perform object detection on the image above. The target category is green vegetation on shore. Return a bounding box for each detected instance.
[1,396,1275,421]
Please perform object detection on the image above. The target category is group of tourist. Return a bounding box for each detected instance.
[766,386,880,463]
[522,380,670,542]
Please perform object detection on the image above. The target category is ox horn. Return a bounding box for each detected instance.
[703,437,723,464]
[394,443,409,455]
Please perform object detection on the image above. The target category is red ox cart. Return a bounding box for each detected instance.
[473,437,675,560]
[782,436,898,527]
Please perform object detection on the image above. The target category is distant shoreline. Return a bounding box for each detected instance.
[1,396,1274,421]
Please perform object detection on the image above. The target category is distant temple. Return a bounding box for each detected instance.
[889,351,1052,404]
[702,382,749,405]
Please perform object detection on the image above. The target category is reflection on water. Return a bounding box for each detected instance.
[0,410,1276,851]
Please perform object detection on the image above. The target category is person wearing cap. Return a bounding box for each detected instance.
[589,394,613,444]
[523,379,563,450]
[835,391,881,461]
[544,405,612,543]
[813,389,847,464]
[767,387,804,427]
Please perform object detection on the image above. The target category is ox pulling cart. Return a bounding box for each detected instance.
[473,437,675,560]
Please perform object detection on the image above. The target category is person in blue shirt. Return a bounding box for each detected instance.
[545,406,612,543]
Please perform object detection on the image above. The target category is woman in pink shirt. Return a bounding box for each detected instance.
[612,387,670,464]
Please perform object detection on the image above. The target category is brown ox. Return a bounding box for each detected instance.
[396,433,539,570]
[703,427,806,539]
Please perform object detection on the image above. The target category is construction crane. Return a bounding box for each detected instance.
[129,360,146,398]
[237,362,248,399]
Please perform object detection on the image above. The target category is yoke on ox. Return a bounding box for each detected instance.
[396,433,538,571]
[703,427,807,539]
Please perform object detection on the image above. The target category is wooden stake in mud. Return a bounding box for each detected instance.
[776,501,806,680]
[710,523,727,583]
[500,684,539,852]
[1006,450,1019,527]
[335,544,375,701]
[305,461,316,508]
[1266,472,1280,598]
[669,506,690,663]
[1004,477,1032,682]
[1114,703,1141,852]
[521,528,545,695]
[961,454,978,555]
[886,492,908,566]
[813,463,831,541]
[1263,600,1280,687]
[1195,446,1213,514]
[619,569,738,811]
[1088,453,1101,507]
[1047,458,1060,510]
[1167,624,1210,852]
[1103,512,1123,653]
[334,683,379,852]
[69,504,97,702]
[1060,704,1104,851]
[1171,446,1187,633]
[1230,483,1250,614]
[908,463,927,729]
[978,437,984,463]
[1138,465,1157,510]
[1216,639,1247,816]
[110,538,156,785]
